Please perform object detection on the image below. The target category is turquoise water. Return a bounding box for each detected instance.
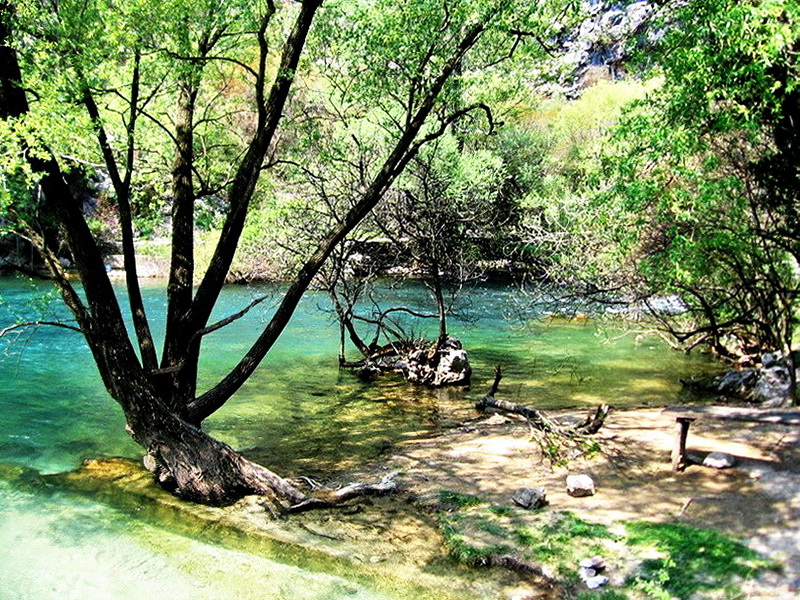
[0,276,719,598]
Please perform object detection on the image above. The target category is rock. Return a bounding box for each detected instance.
[713,352,797,405]
[754,366,792,405]
[585,575,609,590]
[432,348,472,386]
[566,474,596,497]
[715,368,759,396]
[703,452,737,469]
[761,352,783,368]
[403,338,472,387]
[578,555,606,582]
[579,556,605,571]
[511,487,548,510]
[556,0,661,93]
[355,362,382,381]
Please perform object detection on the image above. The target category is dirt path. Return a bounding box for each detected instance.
[372,406,800,598]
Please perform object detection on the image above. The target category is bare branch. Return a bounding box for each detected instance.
[193,294,273,340]
[0,320,83,337]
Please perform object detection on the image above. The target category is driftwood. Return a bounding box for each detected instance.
[475,366,610,436]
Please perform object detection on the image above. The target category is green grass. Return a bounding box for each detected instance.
[625,521,780,599]
[433,496,779,599]
[437,490,484,509]
[514,512,618,579]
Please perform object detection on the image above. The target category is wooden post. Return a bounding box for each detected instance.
[671,417,695,471]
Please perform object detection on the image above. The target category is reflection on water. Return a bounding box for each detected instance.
[0,276,720,598]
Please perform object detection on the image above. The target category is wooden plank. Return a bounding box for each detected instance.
[663,405,800,425]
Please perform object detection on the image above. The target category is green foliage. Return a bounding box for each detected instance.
[595,0,800,359]
[515,512,618,578]
[436,499,776,598]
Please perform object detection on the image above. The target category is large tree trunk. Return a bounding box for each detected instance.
[1,0,497,507]
[129,390,307,506]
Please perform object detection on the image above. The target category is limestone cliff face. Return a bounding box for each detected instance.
[556,1,668,95]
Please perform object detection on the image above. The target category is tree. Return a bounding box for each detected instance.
[375,137,507,343]
[1,0,572,506]
[600,0,799,402]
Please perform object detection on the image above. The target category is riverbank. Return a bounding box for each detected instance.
[9,405,796,599]
[307,403,798,598]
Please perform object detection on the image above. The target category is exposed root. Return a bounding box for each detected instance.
[286,471,400,513]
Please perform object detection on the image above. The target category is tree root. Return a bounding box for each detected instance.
[286,471,400,513]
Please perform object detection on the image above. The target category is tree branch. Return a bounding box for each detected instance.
[187,11,495,422]
[0,320,83,337]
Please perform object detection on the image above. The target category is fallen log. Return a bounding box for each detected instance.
[475,366,609,435]
[475,392,557,432]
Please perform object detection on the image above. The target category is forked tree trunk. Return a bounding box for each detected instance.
[1,1,492,507]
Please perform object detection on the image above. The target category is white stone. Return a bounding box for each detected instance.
[579,555,605,570]
[585,575,609,590]
[703,452,737,469]
[566,474,596,497]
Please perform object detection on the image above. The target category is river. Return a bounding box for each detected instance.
[0,276,719,598]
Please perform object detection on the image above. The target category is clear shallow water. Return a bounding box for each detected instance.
[0,481,390,600]
[0,276,719,598]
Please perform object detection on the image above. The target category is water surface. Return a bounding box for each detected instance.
[0,276,719,598]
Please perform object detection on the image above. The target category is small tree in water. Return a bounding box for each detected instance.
[0,0,572,506]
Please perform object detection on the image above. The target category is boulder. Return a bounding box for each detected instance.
[511,487,548,510]
[754,366,792,406]
[432,348,471,386]
[566,474,596,497]
[715,368,759,397]
[712,351,797,406]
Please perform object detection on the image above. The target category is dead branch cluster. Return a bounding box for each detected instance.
[475,366,610,464]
